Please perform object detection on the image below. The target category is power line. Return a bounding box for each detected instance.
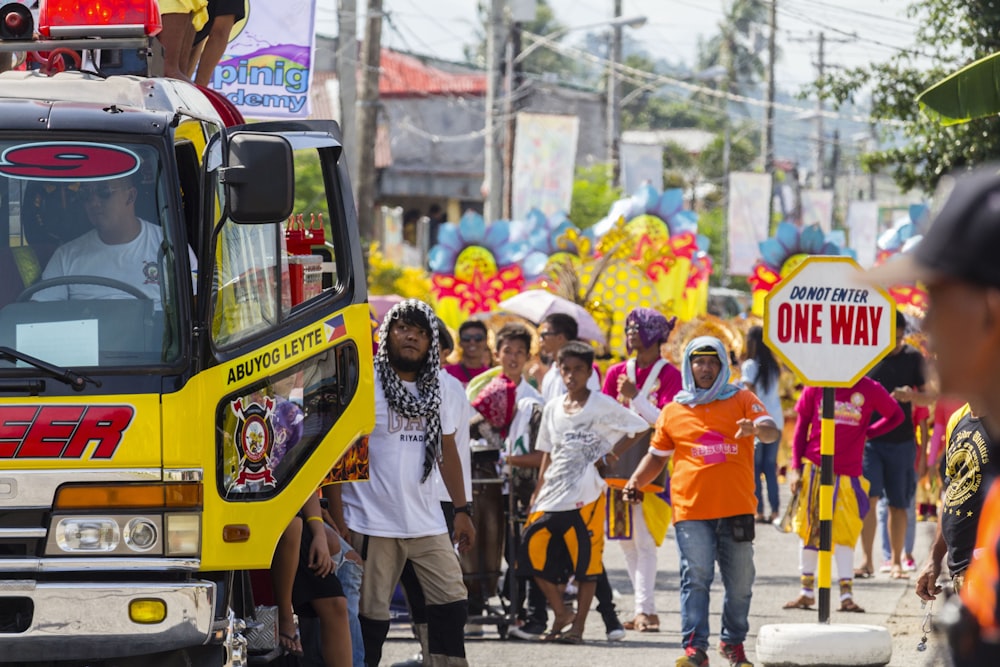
[520,31,907,127]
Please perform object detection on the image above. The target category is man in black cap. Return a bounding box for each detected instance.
[867,164,1000,666]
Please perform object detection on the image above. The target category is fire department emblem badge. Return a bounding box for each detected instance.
[232,397,276,486]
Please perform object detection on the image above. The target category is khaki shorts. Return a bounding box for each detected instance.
[350,532,468,621]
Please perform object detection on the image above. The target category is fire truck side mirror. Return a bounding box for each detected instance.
[222,132,294,224]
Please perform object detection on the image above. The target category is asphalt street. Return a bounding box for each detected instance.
[378,484,946,666]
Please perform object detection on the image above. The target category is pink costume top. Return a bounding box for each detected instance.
[602,358,682,424]
[792,377,904,477]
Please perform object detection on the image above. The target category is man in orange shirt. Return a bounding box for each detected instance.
[624,336,779,667]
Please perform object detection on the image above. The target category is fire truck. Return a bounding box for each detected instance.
[0,2,374,665]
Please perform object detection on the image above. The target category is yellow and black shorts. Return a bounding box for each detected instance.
[517,494,605,583]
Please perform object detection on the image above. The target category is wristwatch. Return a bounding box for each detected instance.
[454,503,474,518]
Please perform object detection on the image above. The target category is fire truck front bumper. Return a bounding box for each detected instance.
[1,579,216,661]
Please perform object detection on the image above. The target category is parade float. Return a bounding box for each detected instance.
[416,185,713,357]
[746,220,856,317]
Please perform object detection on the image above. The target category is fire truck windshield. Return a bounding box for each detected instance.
[0,139,190,370]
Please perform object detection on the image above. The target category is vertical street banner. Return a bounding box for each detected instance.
[512,112,579,221]
[800,189,835,233]
[621,142,664,194]
[207,0,315,119]
[728,171,772,276]
[846,200,880,268]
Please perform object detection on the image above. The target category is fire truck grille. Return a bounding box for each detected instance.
[0,509,47,558]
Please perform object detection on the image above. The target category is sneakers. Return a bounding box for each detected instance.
[603,614,626,641]
[676,646,710,667]
[509,620,546,641]
[903,557,917,572]
[878,560,893,573]
[719,640,753,666]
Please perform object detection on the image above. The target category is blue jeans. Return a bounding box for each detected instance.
[335,536,365,667]
[674,518,755,651]
[878,495,916,562]
[754,438,780,516]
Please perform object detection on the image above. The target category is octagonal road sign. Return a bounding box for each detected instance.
[763,256,896,387]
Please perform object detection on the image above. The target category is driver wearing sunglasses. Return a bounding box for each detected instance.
[33,174,195,308]
[444,320,492,386]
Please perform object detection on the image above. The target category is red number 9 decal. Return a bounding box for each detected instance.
[0,143,140,180]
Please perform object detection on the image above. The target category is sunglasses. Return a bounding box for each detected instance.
[460,333,486,343]
[81,186,125,200]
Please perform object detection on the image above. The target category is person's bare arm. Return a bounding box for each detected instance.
[915,519,948,600]
[737,417,779,443]
[439,432,476,552]
[302,494,334,577]
[321,484,349,537]
[623,452,669,503]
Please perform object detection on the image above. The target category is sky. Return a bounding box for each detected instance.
[315,0,924,92]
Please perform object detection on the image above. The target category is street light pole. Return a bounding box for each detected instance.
[483,0,506,222]
[607,0,623,188]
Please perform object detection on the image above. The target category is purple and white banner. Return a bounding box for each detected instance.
[206,0,315,119]
[727,172,772,276]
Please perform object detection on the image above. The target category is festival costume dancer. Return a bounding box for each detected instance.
[601,308,680,632]
[784,378,903,613]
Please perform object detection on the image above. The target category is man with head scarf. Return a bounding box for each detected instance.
[623,336,779,667]
[601,308,681,633]
[338,299,475,667]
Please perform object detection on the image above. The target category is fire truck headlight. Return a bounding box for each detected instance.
[164,514,200,556]
[123,517,158,552]
[55,518,120,552]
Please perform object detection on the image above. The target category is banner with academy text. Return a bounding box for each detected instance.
[512,113,579,221]
[727,172,772,276]
[207,0,315,119]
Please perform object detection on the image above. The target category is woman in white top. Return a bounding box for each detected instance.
[740,325,785,524]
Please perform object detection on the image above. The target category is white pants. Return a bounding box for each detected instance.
[618,502,659,615]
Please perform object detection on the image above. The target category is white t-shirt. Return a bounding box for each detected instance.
[435,369,473,503]
[740,359,785,432]
[540,363,601,403]
[533,391,648,512]
[342,372,461,538]
[35,219,196,307]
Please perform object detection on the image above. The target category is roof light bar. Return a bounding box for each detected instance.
[38,0,162,39]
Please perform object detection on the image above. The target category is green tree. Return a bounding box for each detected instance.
[696,130,757,182]
[819,0,1000,193]
[696,0,770,97]
[569,165,621,229]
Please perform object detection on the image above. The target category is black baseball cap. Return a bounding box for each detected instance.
[867,164,1000,288]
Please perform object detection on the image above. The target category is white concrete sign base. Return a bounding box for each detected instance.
[756,623,892,666]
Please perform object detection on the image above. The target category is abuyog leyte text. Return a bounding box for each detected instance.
[774,286,884,346]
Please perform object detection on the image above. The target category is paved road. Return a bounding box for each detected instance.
[378,485,947,666]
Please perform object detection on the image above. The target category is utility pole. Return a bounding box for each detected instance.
[763,0,777,233]
[607,0,623,187]
[483,0,506,222]
[501,23,522,220]
[338,0,358,182]
[355,0,383,245]
[720,21,733,286]
[815,31,825,190]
